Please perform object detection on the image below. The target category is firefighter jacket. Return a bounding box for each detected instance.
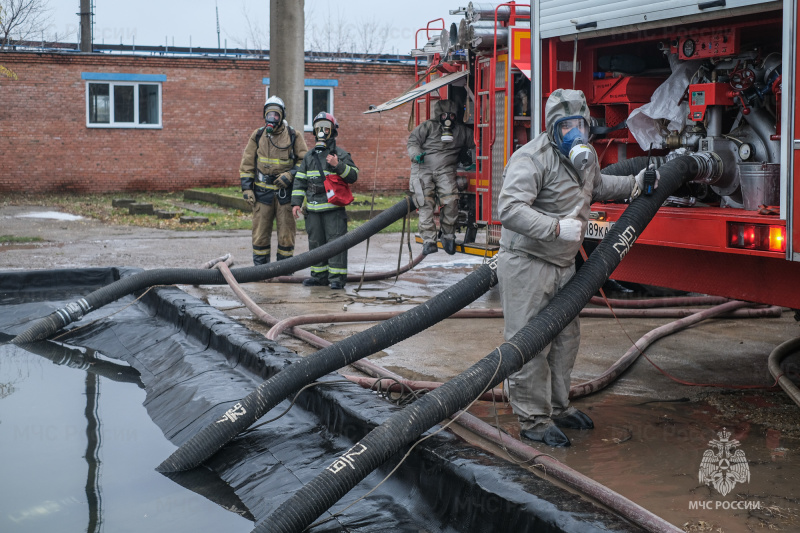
[407,99,474,179]
[291,143,359,212]
[498,88,635,268]
[239,120,308,205]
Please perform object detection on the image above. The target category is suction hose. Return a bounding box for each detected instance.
[156,258,498,473]
[259,154,709,533]
[11,199,415,345]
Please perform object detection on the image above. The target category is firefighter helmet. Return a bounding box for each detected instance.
[312,111,338,140]
[263,95,285,131]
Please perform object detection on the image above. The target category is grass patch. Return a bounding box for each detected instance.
[2,191,415,233]
[2,192,253,231]
[194,186,409,211]
[0,235,43,244]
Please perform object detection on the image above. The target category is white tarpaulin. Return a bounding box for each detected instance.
[627,56,704,150]
[364,70,469,114]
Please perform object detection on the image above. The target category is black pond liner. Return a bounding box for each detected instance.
[0,268,640,533]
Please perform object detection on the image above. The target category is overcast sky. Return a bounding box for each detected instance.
[49,0,465,54]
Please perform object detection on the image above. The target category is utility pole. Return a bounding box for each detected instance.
[79,0,93,52]
[270,0,305,134]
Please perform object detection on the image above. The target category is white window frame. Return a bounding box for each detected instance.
[264,78,337,131]
[83,73,164,129]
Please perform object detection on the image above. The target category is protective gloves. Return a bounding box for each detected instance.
[633,164,660,199]
[411,152,426,164]
[557,205,583,243]
[243,189,256,206]
[275,171,293,189]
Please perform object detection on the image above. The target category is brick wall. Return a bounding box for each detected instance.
[0,52,415,194]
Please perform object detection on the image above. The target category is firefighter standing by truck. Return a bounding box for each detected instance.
[291,112,359,290]
[408,99,474,255]
[240,95,308,265]
[497,89,658,447]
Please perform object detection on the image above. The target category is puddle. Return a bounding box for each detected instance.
[0,343,252,533]
[15,211,84,221]
[470,395,800,532]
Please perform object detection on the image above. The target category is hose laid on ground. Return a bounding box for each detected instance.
[570,300,755,399]
[10,199,415,345]
[266,305,778,341]
[267,253,425,283]
[213,261,403,382]
[266,309,504,340]
[156,258,499,473]
[259,154,707,533]
[340,350,680,532]
[768,336,800,407]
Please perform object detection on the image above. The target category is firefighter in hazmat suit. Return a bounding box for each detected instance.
[497,88,659,447]
[240,96,309,265]
[407,99,475,255]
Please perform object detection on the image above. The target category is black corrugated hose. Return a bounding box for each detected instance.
[260,155,706,533]
[156,258,498,472]
[11,199,415,345]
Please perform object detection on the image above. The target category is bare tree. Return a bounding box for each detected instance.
[0,0,53,49]
[226,0,269,55]
[306,4,354,56]
[305,5,391,58]
[353,17,390,56]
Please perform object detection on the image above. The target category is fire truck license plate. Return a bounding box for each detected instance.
[585,221,614,240]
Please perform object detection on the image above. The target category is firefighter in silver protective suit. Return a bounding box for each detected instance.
[497,89,659,447]
[407,99,475,255]
[240,95,308,265]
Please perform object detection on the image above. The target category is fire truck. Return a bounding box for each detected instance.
[369,1,800,308]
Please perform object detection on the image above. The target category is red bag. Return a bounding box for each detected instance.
[324,174,353,207]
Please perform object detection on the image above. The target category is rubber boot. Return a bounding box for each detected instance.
[422,241,438,255]
[519,418,571,447]
[552,407,594,430]
[442,238,456,255]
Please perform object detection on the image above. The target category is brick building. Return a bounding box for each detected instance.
[0,49,416,194]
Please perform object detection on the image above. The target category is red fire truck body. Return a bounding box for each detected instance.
[373,1,800,308]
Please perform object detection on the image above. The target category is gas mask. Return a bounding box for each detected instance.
[264,109,282,134]
[313,120,334,152]
[554,116,593,170]
[439,112,456,143]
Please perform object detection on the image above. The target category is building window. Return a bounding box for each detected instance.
[263,78,337,131]
[82,73,166,128]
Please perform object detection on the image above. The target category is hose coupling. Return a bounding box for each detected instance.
[688,151,724,184]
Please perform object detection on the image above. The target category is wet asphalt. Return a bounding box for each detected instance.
[2,205,799,532]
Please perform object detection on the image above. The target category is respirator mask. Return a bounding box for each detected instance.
[555,116,594,170]
[264,108,282,134]
[439,112,456,143]
[313,120,334,152]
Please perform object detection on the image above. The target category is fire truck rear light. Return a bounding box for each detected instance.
[727,223,785,252]
[768,226,785,252]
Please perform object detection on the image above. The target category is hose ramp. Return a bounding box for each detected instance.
[260,155,704,532]
[0,268,641,533]
[11,199,415,345]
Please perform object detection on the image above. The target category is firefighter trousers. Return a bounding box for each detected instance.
[252,196,296,265]
[411,170,459,243]
[498,250,581,430]
[305,208,348,284]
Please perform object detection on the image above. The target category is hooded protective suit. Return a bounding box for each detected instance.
[407,99,474,245]
[497,89,635,431]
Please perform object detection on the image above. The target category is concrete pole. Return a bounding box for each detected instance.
[269,0,305,133]
[80,0,92,52]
